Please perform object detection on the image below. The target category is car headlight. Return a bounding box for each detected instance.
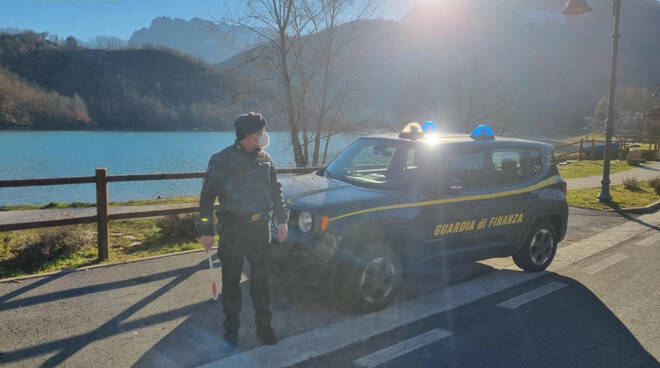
[298,212,313,233]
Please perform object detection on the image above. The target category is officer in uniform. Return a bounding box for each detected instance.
[199,112,289,347]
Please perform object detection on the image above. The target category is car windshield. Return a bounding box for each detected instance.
[325,138,405,188]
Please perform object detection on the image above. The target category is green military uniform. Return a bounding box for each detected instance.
[199,140,288,340]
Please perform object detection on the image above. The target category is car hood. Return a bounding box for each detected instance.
[280,173,390,213]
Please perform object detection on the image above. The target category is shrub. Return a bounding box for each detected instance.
[156,214,200,241]
[650,177,660,195]
[622,177,642,192]
[9,226,93,271]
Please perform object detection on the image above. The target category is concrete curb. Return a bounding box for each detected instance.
[569,201,660,214]
[0,246,217,284]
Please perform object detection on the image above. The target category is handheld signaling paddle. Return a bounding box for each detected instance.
[207,252,219,301]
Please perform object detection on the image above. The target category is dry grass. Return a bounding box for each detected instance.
[0,217,216,279]
[567,179,660,210]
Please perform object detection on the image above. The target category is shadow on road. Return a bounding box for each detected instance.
[0,271,69,306]
[0,262,208,313]
[604,204,660,231]
[307,272,658,368]
[132,258,499,367]
[0,259,208,368]
[637,164,660,173]
[2,257,656,367]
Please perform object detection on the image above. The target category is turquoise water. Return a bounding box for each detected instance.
[0,131,355,206]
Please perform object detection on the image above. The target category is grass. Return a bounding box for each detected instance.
[557,160,632,179]
[0,196,199,211]
[566,179,660,211]
[0,217,216,279]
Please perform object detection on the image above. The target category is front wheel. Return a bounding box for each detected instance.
[341,243,402,312]
[513,221,557,272]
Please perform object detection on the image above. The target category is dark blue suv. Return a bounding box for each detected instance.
[272,124,568,311]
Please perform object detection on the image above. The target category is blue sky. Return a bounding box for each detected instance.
[0,0,419,41]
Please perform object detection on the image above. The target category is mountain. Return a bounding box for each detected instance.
[129,17,260,64]
[219,0,660,136]
[0,32,242,130]
[395,0,660,135]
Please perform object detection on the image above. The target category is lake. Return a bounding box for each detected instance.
[0,131,356,206]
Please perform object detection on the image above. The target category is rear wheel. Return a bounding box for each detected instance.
[341,243,402,312]
[513,221,557,272]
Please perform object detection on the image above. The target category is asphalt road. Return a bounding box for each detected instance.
[300,230,660,368]
[0,208,658,368]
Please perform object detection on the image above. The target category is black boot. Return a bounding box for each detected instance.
[223,331,238,348]
[256,327,278,345]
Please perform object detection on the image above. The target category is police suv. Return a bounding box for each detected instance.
[272,123,568,311]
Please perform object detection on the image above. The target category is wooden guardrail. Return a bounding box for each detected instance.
[0,167,321,260]
[554,136,660,161]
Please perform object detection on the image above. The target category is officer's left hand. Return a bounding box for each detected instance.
[277,223,288,242]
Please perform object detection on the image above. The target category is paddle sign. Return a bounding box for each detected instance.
[207,252,219,301]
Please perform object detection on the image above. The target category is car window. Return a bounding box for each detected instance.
[325,138,406,188]
[422,150,486,193]
[491,148,525,185]
[406,148,417,170]
[528,149,543,175]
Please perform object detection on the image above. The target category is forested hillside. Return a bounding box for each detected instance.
[0,32,242,130]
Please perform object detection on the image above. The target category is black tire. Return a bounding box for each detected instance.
[341,243,402,312]
[513,221,558,272]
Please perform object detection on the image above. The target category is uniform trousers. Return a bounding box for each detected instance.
[217,215,272,334]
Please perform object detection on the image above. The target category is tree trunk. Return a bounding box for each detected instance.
[322,125,334,165]
[279,29,307,167]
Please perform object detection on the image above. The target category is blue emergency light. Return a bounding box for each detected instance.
[470,124,494,140]
[421,121,438,132]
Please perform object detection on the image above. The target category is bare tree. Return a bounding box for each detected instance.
[223,0,318,167]
[223,0,378,166]
[304,0,377,165]
[88,36,126,50]
[593,85,660,136]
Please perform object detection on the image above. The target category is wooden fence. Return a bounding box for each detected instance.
[554,136,660,161]
[0,167,320,260]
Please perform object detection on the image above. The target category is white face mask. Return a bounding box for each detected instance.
[258,132,270,148]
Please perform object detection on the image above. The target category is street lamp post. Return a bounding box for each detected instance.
[563,0,622,202]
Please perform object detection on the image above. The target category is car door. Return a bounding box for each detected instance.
[476,147,532,255]
[416,146,488,260]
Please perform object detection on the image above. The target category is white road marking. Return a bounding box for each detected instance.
[582,253,629,275]
[199,271,546,368]
[497,282,567,310]
[636,233,660,247]
[199,211,660,368]
[351,328,453,368]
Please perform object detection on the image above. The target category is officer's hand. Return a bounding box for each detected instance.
[277,223,288,242]
[200,235,214,253]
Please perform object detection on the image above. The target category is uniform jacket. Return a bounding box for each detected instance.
[199,140,288,236]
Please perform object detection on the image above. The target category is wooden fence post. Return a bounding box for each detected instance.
[95,168,109,260]
[579,139,584,161]
[591,139,596,160]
